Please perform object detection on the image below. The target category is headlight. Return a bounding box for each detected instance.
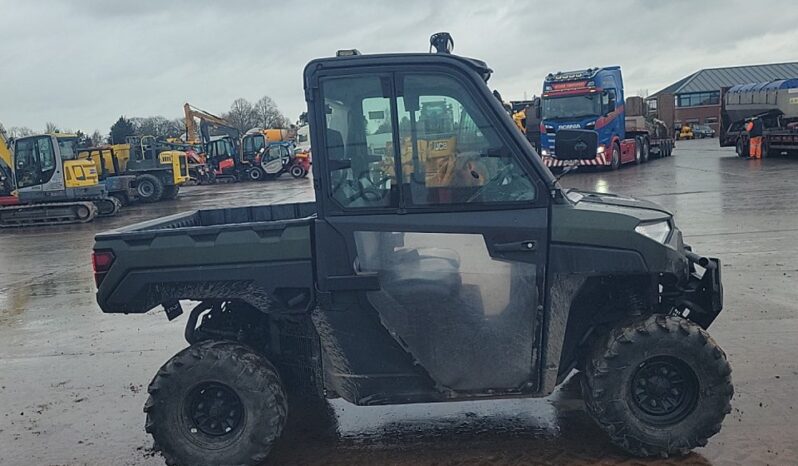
[541,149,548,156]
[597,145,605,154]
[635,220,671,243]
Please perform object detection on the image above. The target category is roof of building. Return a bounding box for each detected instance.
[649,62,798,99]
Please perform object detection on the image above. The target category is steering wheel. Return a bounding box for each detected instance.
[353,168,391,202]
[466,163,516,203]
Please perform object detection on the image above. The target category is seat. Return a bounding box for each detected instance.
[356,232,462,299]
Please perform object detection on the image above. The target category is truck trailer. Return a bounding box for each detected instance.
[539,67,672,169]
[719,79,798,157]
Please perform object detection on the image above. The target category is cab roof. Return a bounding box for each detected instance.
[304,52,493,83]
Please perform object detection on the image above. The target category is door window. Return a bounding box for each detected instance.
[15,136,57,188]
[321,75,398,209]
[397,74,535,206]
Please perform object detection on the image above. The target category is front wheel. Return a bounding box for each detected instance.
[736,138,747,157]
[145,341,288,466]
[609,143,621,170]
[581,315,733,457]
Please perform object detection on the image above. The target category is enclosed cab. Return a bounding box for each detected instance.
[540,67,672,169]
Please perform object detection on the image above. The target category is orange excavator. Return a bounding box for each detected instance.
[183,103,242,183]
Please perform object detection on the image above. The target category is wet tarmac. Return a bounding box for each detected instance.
[1,138,797,465]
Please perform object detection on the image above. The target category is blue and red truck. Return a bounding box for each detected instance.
[539,66,672,169]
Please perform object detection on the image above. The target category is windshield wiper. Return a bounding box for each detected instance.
[553,163,579,183]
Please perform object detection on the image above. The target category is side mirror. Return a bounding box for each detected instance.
[555,129,598,160]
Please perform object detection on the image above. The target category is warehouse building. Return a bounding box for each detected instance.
[647,62,798,133]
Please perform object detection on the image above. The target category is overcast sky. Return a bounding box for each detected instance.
[1,0,797,134]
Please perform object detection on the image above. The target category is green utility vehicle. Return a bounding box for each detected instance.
[93,35,731,465]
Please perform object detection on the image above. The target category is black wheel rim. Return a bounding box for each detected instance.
[630,356,699,425]
[185,382,244,437]
[139,181,154,196]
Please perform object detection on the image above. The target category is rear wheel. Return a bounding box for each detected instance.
[633,139,642,165]
[290,165,307,178]
[145,340,287,466]
[641,138,650,163]
[137,174,164,203]
[581,314,733,458]
[736,138,747,158]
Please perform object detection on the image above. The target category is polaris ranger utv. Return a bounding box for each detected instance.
[93,35,731,465]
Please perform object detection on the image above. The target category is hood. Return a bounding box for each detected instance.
[565,189,672,218]
[566,189,671,215]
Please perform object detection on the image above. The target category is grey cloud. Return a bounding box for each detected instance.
[1,0,796,133]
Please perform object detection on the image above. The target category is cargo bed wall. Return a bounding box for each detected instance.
[95,202,317,314]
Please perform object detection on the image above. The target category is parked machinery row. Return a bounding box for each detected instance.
[183,103,311,184]
[0,133,189,227]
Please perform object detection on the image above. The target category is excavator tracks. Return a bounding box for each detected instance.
[0,201,99,228]
[95,197,123,217]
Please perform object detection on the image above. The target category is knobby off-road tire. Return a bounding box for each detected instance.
[137,174,165,203]
[581,314,733,458]
[145,340,288,466]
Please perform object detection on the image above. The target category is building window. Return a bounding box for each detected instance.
[676,91,720,108]
[705,117,718,124]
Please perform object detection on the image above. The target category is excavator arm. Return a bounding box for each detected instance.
[183,103,238,144]
[0,134,15,196]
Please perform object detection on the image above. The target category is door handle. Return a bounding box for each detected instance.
[493,240,537,252]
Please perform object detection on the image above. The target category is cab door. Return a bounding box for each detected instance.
[312,67,550,394]
[14,135,62,193]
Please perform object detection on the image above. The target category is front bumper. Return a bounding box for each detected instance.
[542,153,609,167]
[678,253,723,329]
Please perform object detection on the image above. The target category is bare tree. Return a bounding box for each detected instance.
[225,98,259,134]
[254,96,289,129]
[0,121,7,139]
[9,126,34,138]
[91,130,104,146]
[45,122,60,134]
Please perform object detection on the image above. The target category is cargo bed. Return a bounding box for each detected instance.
[94,202,317,314]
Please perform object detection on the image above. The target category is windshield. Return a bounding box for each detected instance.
[542,94,601,120]
[57,138,78,160]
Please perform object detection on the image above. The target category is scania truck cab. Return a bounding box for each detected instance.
[539,67,671,169]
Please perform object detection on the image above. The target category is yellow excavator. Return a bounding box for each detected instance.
[0,134,13,196]
[0,133,121,227]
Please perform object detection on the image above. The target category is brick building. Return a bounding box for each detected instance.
[647,62,798,134]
